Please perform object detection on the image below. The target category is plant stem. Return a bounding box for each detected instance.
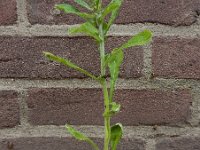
[99,23,111,150]
[88,139,100,150]
[102,81,111,150]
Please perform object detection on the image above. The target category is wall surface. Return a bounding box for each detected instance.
[0,0,200,150]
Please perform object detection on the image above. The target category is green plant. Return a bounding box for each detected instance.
[43,0,152,150]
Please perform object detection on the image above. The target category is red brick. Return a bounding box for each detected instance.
[0,36,143,79]
[0,137,101,150]
[113,89,192,125]
[26,0,200,26]
[156,137,200,150]
[0,0,17,25]
[0,137,145,150]
[26,0,83,25]
[0,91,20,128]
[26,88,192,126]
[152,37,200,79]
[118,0,200,26]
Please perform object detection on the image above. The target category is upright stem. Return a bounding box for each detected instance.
[102,81,110,150]
[99,23,111,150]
[88,139,100,150]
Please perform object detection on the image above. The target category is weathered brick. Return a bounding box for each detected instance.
[0,91,20,128]
[0,36,143,79]
[113,89,192,125]
[26,0,200,26]
[118,0,200,26]
[27,88,104,125]
[27,88,192,125]
[152,37,200,79]
[0,0,17,25]
[0,137,101,150]
[156,136,200,150]
[119,138,145,150]
[0,137,145,150]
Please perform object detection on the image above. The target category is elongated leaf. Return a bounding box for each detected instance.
[69,22,101,41]
[43,52,99,81]
[119,30,152,49]
[66,124,100,150]
[74,0,93,10]
[107,49,124,102]
[55,3,79,13]
[107,49,123,65]
[110,123,123,150]
[95,0,101,10]
[55,3,94,20]
[102,1,121,18]
[66,124,88,141]
[78,13,95,19]
[103,22,108,34]
[105,0,123,33]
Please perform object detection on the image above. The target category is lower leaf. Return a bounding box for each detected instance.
[110,123,123,150]
[66,124,100,150]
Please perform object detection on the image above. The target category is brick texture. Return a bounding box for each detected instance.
[152,37,200,79]
[26,0,200,26]
[26,88,192,126]
[0,36,143,79]
[156,136,200,150]
[0,91,20,128]
[0,137,145,150]
[1,0,200,148]
[119,0,200,26]
[0,0,17,25]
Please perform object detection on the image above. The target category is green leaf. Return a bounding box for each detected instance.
[104,102,120,117]
[55,3,79,14]
[103,22,108,34]
[66,124,88,141]
[95,0,101,10]
[78,13,95,20]
[55,3,94,20]
[110,123,123,150]
[110,102,121,115]
[66,124,100,150]
[102,1,121,18]
[119,30,152,49]
[110,102,120,113]
[107,49,124,102]
[105,0,123,33]
[43,52,99,81]
[69,22,101,41]
[74,0,93,10]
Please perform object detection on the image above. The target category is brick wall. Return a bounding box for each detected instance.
[0,0,200,150]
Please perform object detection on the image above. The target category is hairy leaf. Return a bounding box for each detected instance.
[110,102,121,115]
[55,3,94,20]
[107,49,124,101]
[102,1,121,18]
[69,22,101,41]
[110,123,123,150]
[66,124,100,150]
[66,124,88,141]
[120,30,152,49]
[106,0,123,33]
[55,3,79,13]
[43,52,99,81]
[74,0,93,10]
